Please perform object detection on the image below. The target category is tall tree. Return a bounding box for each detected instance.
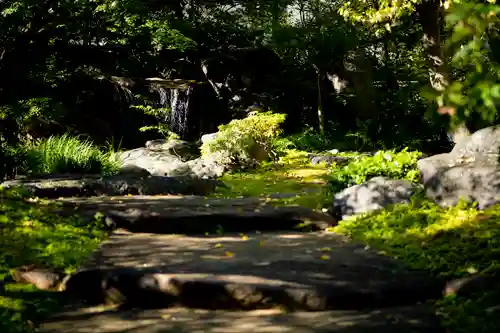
[339,0,471,142]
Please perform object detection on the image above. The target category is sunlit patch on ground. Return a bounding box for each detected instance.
[210,156,332,210]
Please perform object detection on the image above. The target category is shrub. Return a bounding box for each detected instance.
[328,149,422,194]
[201,112,286,167]
[20,134,120,176]
[284,128,336,152]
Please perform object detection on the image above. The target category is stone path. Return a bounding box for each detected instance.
[40,305,441,333]
[37,195,445,332]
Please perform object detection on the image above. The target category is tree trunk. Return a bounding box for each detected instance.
[417,0,470,143]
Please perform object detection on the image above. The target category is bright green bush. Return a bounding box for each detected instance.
[328,149,422,193]
[20,134,120,176]
[201,112,286,167]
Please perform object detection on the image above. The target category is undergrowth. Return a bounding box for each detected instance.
[0,187,107,333]
[327,149,422,193]
[19,134,120,176]
[332,198,500,333]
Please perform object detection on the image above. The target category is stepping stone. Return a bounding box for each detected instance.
[55,196,338,233]
[39,305,442,333]
[60,231,443,311]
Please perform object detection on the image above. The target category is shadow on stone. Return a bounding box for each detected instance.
[62,266,443,312]
[105,209,336,235]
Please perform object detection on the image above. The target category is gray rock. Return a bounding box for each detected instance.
[332,177,418,219]
[116,165,151,177]
[309,154,350,167]
[119,148,190,177]
[201,132,219,145]
[424,164,500,209]
[145,139,200,162]
[418,126,500,208]
[417,153,455,185]
[451,125,500,161]
[118,146,225,179]
[186,158,226,179]
[0,174,226,198]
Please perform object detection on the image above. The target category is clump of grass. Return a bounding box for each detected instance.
[0,187,108,332]
[332,198,500,333]
[20,134,120,176]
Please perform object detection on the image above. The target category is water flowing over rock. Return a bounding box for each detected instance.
[149,83,194,139]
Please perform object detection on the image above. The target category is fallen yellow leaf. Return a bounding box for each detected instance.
[320,255,330,260]
[241,235,249,240]
[225,251,234,257]
[319,247,332,252]
[215,243,223,248]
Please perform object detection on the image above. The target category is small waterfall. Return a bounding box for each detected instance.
[151,86,169,109]
[148,83,193,140]
[170,86,192,139]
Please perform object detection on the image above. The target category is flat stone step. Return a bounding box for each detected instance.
[55,196,338,233]
[39,304,443,333]
[61,231,443,311]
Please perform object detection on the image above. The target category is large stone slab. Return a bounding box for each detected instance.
[39,305,442,333]
[0,174,225,198]
[60,231,442,311]
[55,196,338,233]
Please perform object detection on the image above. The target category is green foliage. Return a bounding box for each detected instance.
[339,0,418,26]
[280,129,336,152]
[0,188,107,332]
[440,2,500,128]
[328,149,422,193]
[19,134,120,176]
[201,112,286,167]
[333,199,500,332]
[131,105,179,140]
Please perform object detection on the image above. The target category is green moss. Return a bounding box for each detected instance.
[332,199,500,332]
[210,150,331,210]
[0,188,107,332]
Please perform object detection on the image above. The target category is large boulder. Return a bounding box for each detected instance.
[119,138,226,179]
[331,176,419,220]
[418,126,500,208]
[145,139,200,162]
